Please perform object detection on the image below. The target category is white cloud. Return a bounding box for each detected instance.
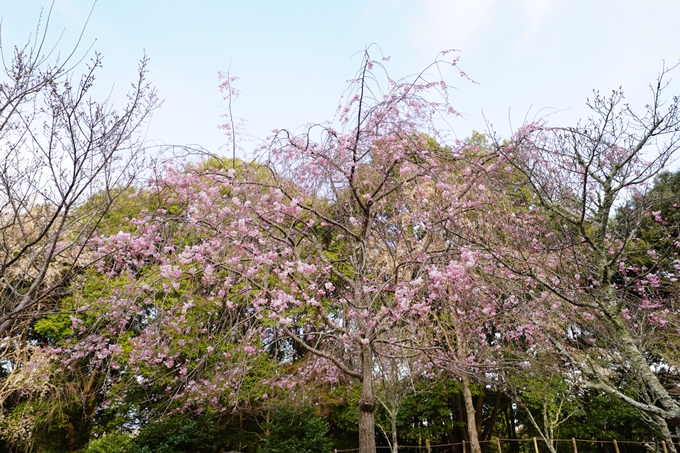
[514,0,556,49]
[413,0,497,55]
[412,0,558,59]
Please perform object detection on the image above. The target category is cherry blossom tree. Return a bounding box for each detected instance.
[472,65,680,448]
[1,161,276,450]
[233,51,470,453]
[427,239,539,453]
[416,133,546,453]
[64,50,472,453]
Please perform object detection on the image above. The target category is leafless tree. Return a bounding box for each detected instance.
[0,6,159,367]
[483,64,680,448]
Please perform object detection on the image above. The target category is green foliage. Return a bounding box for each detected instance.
[511,381,660,447]
[82,431,134,453]
[33,313,73,345]
[560,391,660,442]
[32,268,134,346]
[259,406,333,453]
[393,378,463,444]
[133,414,229,453]
[0,397,71,453]
[322,384,360,450]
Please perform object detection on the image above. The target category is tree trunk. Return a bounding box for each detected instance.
[508,405,520,453]
[66,367,101,452]
[656,415,678,453]
[481,390,502,451]
[475,389,484,436]
[599,299,680,453]
[601,286,680,421]
[358,343,377,453]
[462,374,482,453]
[451,392,467,448]
[390,410,399,453]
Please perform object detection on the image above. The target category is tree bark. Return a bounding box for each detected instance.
[475,390,484,436]
[358,343,377,453]
[462,374,482,453]
[66,367,101,452]
[390,410,399,453]
[598,304,679,453]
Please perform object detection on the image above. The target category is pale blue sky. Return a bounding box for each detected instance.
[3,1,680,155]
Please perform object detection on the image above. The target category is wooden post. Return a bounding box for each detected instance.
[613,440,620,453]
[662,442,668,453]
[572,438,578,453]
[496,437,503,453]
[534,437,540,453]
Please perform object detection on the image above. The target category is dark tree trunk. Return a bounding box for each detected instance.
[66,368,100,452]
[505,404,520,453]
[358,344,377,453]
[481,390,502,451]
[475,388,485,436]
